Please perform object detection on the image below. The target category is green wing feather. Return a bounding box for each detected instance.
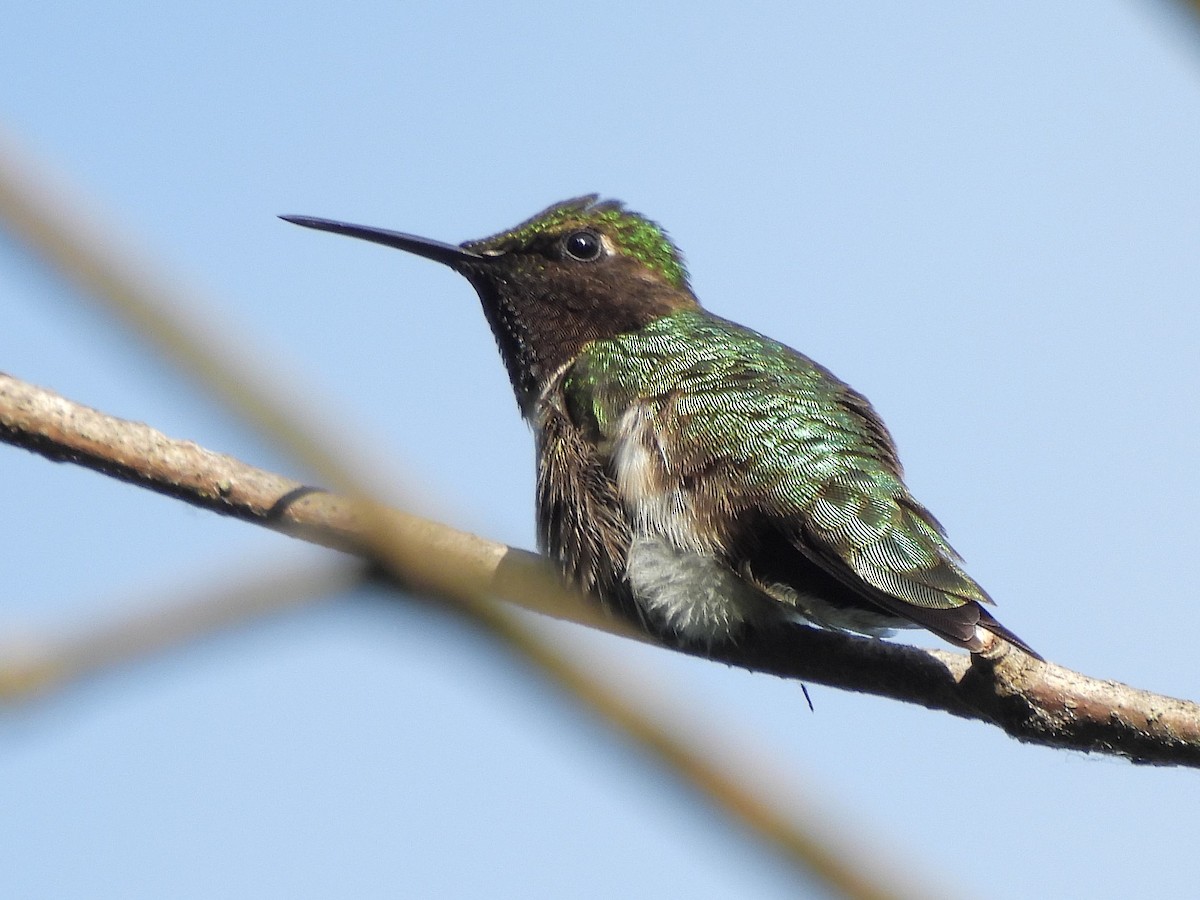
[572,309,1036,655]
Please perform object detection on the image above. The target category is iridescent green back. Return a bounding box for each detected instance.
[565,309,993,620]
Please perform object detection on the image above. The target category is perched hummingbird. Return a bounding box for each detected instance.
[283,196,1037,658]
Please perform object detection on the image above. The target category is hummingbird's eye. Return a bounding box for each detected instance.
[563,230,603,262]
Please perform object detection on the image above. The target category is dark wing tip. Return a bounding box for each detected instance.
[874,595,1041,660]
[975,607,1042,660]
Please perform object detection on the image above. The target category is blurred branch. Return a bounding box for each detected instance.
[0,373,922,900]
[0,141,924,900]
[0,557,370,700]
[3,372,1198,769]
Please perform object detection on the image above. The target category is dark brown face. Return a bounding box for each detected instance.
[458,223,699,414]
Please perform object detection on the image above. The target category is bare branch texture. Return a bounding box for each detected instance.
[4,372,1197,767]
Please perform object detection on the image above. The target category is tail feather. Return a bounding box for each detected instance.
[975,606,1042,660]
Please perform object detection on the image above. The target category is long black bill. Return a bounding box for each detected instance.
[279,215,483,268]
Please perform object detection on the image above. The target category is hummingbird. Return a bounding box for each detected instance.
[282,196,1037,658]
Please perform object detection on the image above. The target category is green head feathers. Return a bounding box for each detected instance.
[463,195,690,289]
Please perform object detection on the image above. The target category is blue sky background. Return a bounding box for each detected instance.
[3,3,1200,898]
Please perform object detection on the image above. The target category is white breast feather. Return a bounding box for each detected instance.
[609,403,766,643]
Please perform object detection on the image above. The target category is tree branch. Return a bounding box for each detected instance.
[3,371,1198,767]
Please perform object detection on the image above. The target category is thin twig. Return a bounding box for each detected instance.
[3,372,1198,768]
[0,557,371,700]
